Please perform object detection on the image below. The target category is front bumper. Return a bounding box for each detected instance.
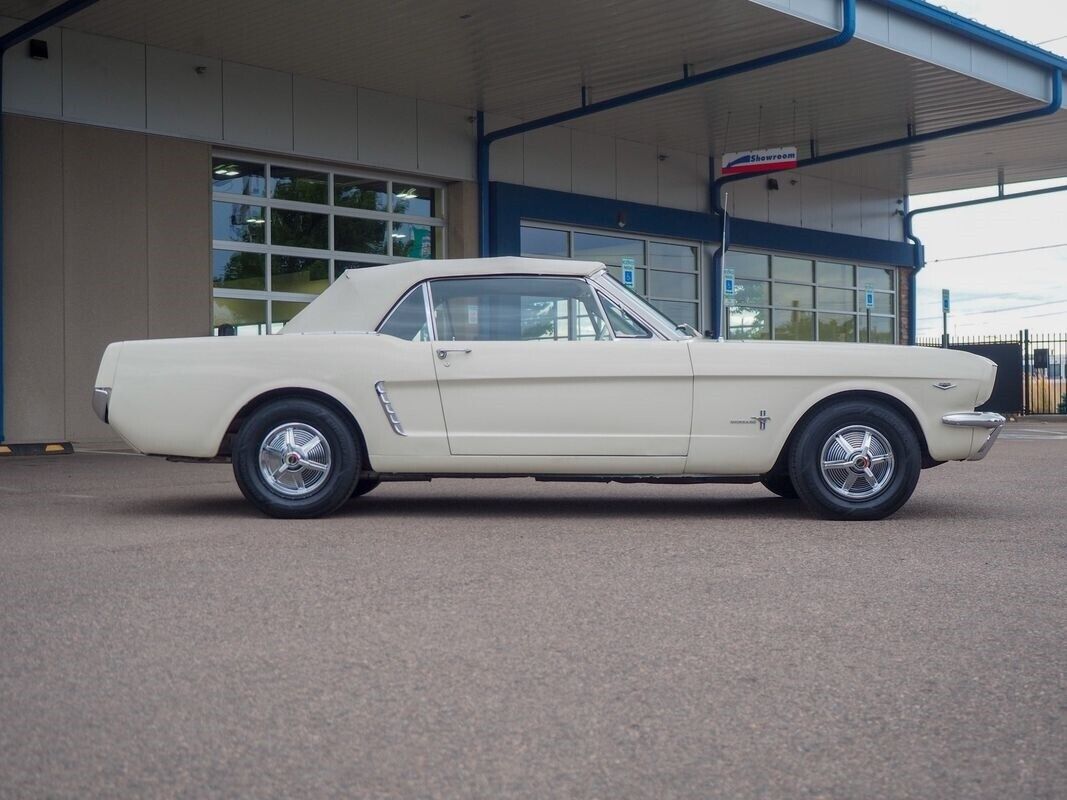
[92,387,111,423]
[942,411,1006,461]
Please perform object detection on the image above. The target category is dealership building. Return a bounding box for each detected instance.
[1,0,1066,446]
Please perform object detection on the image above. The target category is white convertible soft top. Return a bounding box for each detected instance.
[281,256,606,334]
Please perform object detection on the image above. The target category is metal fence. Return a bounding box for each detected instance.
[917,331,1067,415]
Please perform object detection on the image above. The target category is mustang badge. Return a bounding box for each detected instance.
[731,410,771,430]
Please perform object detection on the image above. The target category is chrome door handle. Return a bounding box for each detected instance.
[436,347,472,359]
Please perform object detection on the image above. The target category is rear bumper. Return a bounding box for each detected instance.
[941,411,1005,461]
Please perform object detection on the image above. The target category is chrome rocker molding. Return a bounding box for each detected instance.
[374,381,407,436]
[942,411,1006,461]
[92,387,111,423]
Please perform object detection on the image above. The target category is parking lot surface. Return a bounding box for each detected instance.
[1,422,1066,799]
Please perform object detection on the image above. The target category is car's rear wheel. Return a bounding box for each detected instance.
[788,400,921,521]
[760,473,798,499]
[232,398,360,518]
[351,477,381,499]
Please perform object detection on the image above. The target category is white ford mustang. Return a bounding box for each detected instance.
[93,257,1004,520]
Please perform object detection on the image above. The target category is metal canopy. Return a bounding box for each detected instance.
[0,0,1064,194]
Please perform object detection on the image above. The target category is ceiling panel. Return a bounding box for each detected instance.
[1,0,1065,195]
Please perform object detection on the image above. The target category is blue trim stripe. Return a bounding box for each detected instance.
[490,182,916,268]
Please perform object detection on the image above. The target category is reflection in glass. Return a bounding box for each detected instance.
[392,185,436,217]
[599,293,652,338]
[573,232,644,267]
[212,202,265,243]
[520,226,568,258]
[379,288,430,341]
[733,279,768,306]
[773,256,813,283]
[651,300,697,329]
[816,287,855,312]
[648,242,697,271]
[819,312,857,342]
[429,276,608,342]
[271,256,329,295]
[272,209,328,250]
[335,217,387,254]
[605,265,646,294]
[773,308,815,340]
[774,283,814,309]
[392,223,436,259]
[865,316,895,343]
[868,293,894,314]
[726,251,769,279]
[270,301,309,333]
[651,270,697,300]
[334,177,388,211]
[858,266,894,291]
[270,167,328,204]
[213,297,266,336]
[816,261,853,287]
[727,306,770,340]
[212,158,266,196]
[212,250,265,291]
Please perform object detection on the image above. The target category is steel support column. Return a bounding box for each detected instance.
[0,0,104,443]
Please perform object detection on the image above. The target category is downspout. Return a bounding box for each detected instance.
[710,70,1063,339]
[904,180,1067,344]
[0,0,104,444]
[476,0,858,257]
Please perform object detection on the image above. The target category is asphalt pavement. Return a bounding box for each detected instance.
[1,422,1065,799]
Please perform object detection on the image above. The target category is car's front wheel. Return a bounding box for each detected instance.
[788,400,921,521]
[760,473,798,499]
[232,398,361,518]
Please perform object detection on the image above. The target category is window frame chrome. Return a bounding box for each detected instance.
[588,269,683,340]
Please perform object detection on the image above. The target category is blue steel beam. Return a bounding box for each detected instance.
[903,182,1067,345]
[709,70,1063,339]
[0,0,104,443]
[476,0,858,256]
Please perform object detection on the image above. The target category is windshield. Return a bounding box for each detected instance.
[598,272,696,338]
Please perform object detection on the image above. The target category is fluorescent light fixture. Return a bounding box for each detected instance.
[395,189,418,200]
[246,218,265,224]
[391,233,406,239]
[225,170,240,177]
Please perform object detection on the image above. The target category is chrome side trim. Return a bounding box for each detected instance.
[92,387,111,423]
[374,381,407,436]
[942,411,1006,461]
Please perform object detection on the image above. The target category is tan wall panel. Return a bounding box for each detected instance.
[147,136,210,338]
[2,115,65,443]
[63,124,148,443]
[446,180,478,259]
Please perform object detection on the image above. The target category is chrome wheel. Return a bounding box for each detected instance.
[819,425,895,501]
[258,422,333,498]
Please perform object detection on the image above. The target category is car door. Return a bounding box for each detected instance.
[428,275,693,457]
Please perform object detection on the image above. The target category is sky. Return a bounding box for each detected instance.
[911,0,1067,339]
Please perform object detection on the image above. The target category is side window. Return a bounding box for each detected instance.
[378,285,430,341]
[428,277,610,342]
[598,293,653,339]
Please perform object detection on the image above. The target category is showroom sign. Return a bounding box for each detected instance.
[721,146,798,175]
